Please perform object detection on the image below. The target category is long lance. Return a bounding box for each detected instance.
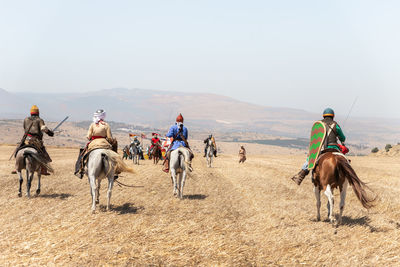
[342,97,358,128]
[52,116,69,132]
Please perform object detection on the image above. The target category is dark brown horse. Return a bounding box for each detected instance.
[313,151,375,225]
[122,145,130,160]
[150,144,162,165]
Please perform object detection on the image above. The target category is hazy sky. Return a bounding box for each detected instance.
[1,0,399,118]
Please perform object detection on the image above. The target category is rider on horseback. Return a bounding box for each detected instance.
[130,136,143,160]
[162,113,193,173]
[203,134,217,157]
[75,109,117,178]
[131,136,141,149]
[291,108,346,185]
[12,105,54,175]
[149,133,160,156]
[239,145,246,163]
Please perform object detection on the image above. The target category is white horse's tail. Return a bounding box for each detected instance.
[23,150,54,173]
[175,147,193,173]
[101,150,135,176]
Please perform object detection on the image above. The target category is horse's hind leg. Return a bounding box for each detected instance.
[106,176,114,211]
[36,173,41,196]
[314,186,321,221]
[88,174,97,213]
[18,171,23,197]
[171,169,178,197]
[179,171,186,199]
[26,169,33,198]
[96,178,101,204]
[324,184,335,223]
[338,179,348,225]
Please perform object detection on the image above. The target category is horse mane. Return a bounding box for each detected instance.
[336,156,376,209]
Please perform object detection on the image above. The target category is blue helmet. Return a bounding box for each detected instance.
[323,108,335,118]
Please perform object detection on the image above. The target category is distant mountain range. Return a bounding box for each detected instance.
[1,87,399,147]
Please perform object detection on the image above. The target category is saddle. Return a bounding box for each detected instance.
[313,148,349,170]
[19,138,51,163]
[74,144,117,178]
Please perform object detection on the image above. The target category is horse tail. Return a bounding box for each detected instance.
[23,150,54,173]
[101,150,135,175]
[180,148,193,173]
[336,156,376,209]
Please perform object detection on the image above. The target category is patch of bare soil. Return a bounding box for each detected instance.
[0,146,399,265]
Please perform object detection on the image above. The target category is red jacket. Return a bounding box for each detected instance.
[151,138,160,147]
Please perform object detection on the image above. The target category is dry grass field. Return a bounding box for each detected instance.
[0,145,399,266]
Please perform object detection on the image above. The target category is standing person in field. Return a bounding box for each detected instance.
[162,113,193,173]
[12,105,54,175]
[291,108,346,185]
[238,145,246,163]
[74,109,118,178]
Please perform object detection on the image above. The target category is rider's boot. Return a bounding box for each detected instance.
[203,147,207,157]
[214,150,217,157]
[74,149,85,179]
[162,158,169,173]
[291,169,309,185]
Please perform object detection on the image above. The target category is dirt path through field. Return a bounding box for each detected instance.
[0,146,399,265]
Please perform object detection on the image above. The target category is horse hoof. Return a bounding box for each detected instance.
[95,200,99,204]
[18,192,22,197]
[36,189,40,195]
[91,210,96,214]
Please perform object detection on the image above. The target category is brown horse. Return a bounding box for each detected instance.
[151,144,162,165]
[122,145,130,160]
[312,151,375,225]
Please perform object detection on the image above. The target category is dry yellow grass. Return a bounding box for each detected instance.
[0,145,399,266]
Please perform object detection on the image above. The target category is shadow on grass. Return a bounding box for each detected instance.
[99,203,144,214]
[39,193,73,200]
[183,194,208,200]
[309,215,385,232]
[340,216,385,232]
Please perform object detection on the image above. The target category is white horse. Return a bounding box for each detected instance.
[130,145,140,165]
[169,146,192,199]
[86,149,134,213]
[15,147,53,198]
[206,139,214,168]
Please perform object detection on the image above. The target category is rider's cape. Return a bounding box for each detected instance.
[308,121,326,170]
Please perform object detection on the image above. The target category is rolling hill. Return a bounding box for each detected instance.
[1,87,399,148]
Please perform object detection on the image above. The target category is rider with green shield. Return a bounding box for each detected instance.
[291,108,346,185]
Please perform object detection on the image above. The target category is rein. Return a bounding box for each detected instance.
[114,179,144,188]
